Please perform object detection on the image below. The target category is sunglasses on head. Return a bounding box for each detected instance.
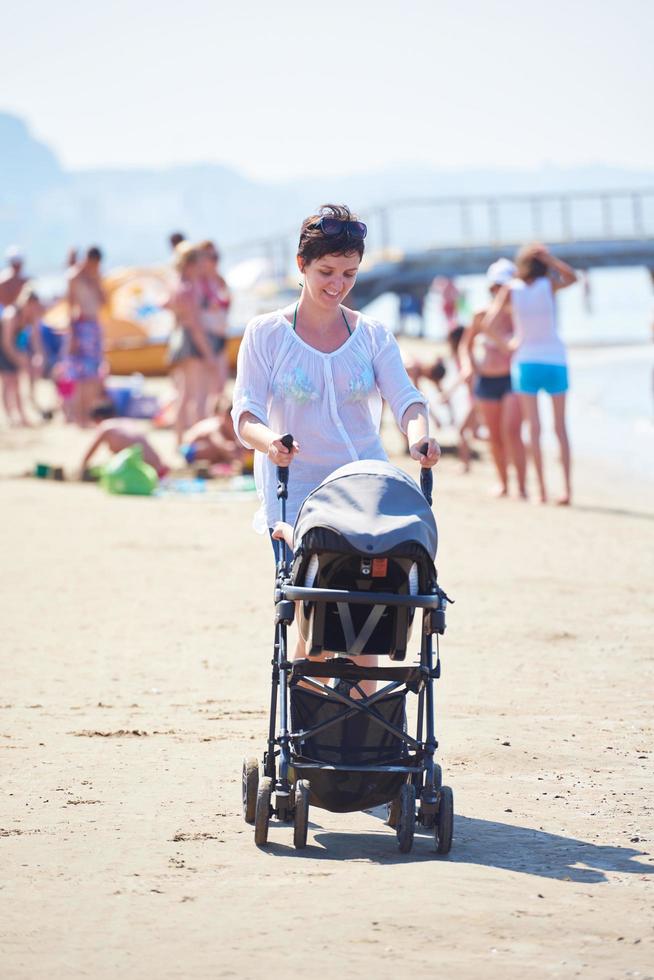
[311,217,368,240]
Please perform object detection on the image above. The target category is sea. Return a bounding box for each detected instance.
[365,266,654,483]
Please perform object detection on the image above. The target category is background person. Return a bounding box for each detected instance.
[460,259,526,498]
[197,240,230,415]
[12,286,51,420]
[179,398,244,468]
[0,302,30,425]
[483,243,577,504]
[0,245,28,313]
[168,231,186,251]
[166,242,215,445]
[79,409,169,479]
[65,246,107,426]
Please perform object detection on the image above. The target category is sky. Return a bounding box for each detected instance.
[2,0,653,181]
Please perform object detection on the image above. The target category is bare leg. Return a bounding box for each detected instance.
[1,373,15,423]
[70,380,87,427]
[292,639,377,698]
[173,363,191,446]
[4,374,29,426]
[186,358,207,429]
[551,393,572,505]
[502,394,527,498]
[78,379,96,427]
[205,351,228,416]
[519,393,547,502]
[15,374,31,426]
[457,406,475,473]
[477,398,507,495]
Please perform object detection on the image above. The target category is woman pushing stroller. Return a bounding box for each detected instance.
[231,202,440,566]
[232,205,454,854]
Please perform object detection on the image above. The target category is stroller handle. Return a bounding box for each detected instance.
[276,433,295,501]
[419,442,433,505]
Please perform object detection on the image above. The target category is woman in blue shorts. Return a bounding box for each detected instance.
[484,243,577,505]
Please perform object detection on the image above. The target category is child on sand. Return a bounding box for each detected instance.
[179,399,244,467]
[79,411,169,479]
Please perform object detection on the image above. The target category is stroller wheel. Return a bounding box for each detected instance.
[396,783,416,854]
[242,756,259,824]
[254,776,273,846]
[435,785,454,855]
[293,779,310,850]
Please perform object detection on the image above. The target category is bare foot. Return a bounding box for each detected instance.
[517,489,529,501]
[556,496,571,507]
[489,484,508,498]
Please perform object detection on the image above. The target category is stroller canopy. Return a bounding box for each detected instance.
[293,459,437,559]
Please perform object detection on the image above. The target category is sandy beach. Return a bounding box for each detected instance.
[1,407,653,980]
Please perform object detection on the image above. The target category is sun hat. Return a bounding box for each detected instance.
[486,258,516,286]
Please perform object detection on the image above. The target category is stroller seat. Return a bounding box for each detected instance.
[290,460,438,661]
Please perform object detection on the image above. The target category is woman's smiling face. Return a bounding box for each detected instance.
[298,251,361,309]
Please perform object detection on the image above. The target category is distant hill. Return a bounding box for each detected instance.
[1,112,652,274]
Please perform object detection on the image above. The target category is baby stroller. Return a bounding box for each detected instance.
[241,440,454,854]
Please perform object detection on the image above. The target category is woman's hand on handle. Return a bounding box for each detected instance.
[267,434,299,467]
[409,437,441,468]
[404,403,440,467]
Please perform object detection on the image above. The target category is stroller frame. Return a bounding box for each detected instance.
[242,442,454,854]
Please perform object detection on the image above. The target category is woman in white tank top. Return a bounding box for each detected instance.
[483,244,577,504]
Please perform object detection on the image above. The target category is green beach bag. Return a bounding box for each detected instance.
[100,444,158,496]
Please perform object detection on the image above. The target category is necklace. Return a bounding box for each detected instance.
[293,302,352,337]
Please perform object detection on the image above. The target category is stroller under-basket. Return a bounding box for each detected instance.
[241,442,454,854]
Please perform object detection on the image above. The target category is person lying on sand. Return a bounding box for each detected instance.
[80,409,169,479]
[179,399,244,467]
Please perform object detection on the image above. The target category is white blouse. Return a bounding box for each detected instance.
[231,309,427,532]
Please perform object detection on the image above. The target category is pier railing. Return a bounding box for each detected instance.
[223,188,654,280]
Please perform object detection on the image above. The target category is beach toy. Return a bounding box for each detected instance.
[34,463,65,481]
[179,443,197,464]
[100,445,158,496]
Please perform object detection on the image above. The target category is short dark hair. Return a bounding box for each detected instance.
[297,203,365,266]
[87,246,103,262]
[169,232,186,249]
[428,358,447,383]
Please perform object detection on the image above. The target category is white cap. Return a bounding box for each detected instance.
[486,258,516,286]
[5,244,24,264]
